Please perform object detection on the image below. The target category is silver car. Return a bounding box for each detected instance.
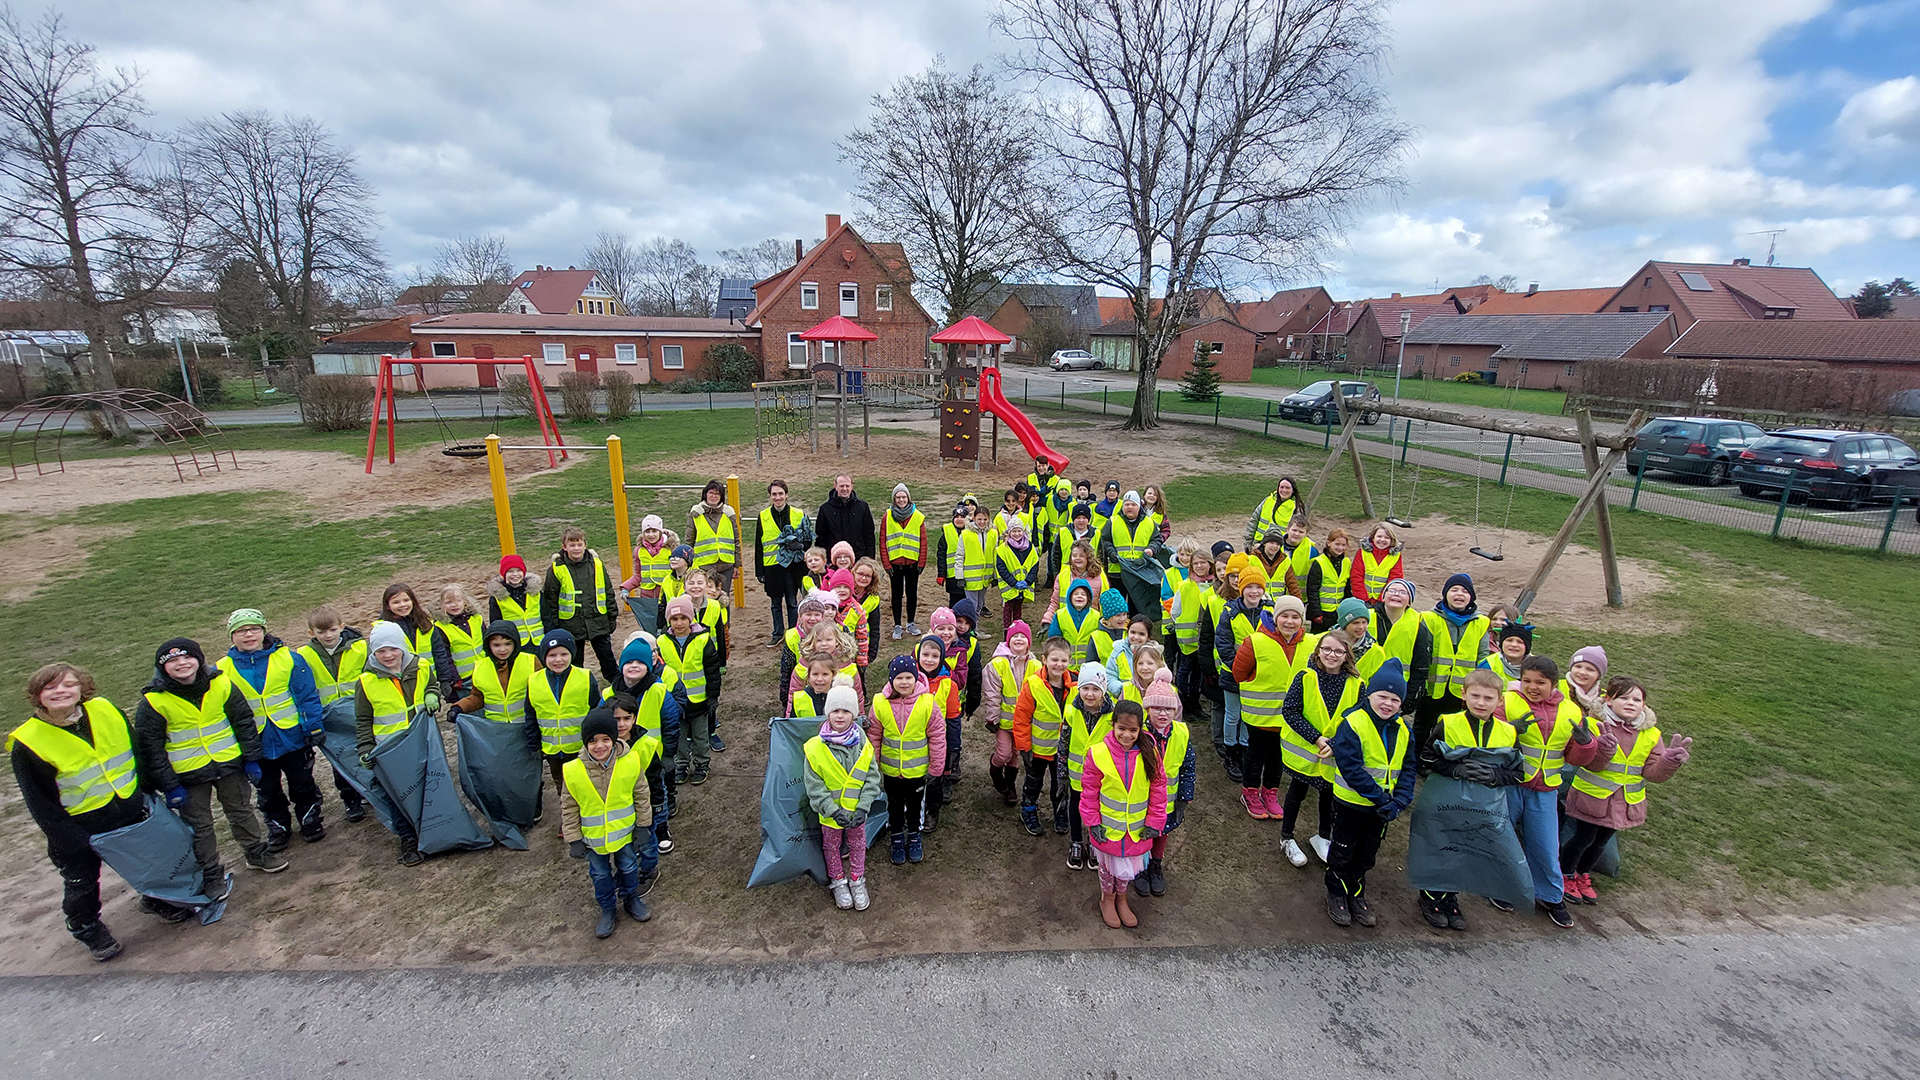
[1049,349,1101,371]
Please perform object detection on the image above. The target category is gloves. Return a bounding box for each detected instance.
[422,690,443,714]
[982,717,1000,732]
[440,703,461,723]
[1090,823,1110,843]
[1453,760,1499,786]
[1382,806,1401,823]
[569,840,587,860]
[831,810,854,828]
[359,750,374,767]
[1139,825,1162,839]
[1491,764,1527,787]
[164,786,189,810]
[244,761,262,785]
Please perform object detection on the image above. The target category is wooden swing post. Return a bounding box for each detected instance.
[1302,390,1373,522]
[1513,408,1644,616]
[1576,408,1624,608]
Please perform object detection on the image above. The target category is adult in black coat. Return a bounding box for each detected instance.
[814,474,877,561]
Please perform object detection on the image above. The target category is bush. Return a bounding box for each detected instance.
[110,357,221,402]
[297,374,375,431]
[602,371,634,420]
[498,374,537,417]
[705,342,760,390]
[556,372,598,422]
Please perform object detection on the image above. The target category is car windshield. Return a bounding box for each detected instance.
[1751,436,1831,457]
[1298,381,1334,396]
[1642,420,1703,440]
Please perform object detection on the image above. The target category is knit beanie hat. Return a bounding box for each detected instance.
[953,502,971,520]
[670,544,693,563]
[825,569,856,593]
[1443,572,1477,607]
[1224,553,1250,577]
[892,482,911,501]
[226,608,267,636]
[1078,661,1108,689]
[579,708,619,749]
[155,637,205,669]
[1237,564,1268,590]
[1142,668,1179,711]
[797,594,828,617]
[951,597,978,626]
[1335,598,1372,629]
[664,596,697,623]
[888,654,918,680]
[539,628,577,661]
[1211,540,1235,559]
[1498,622,1534,650]
[640,514,664,533]
[809,588,841,613]
[499,554,527,576]
[830,541,855,565]
[1262,527,1287,543]
[1270,594,1306,618]
[1072,502,1091,522]
[1367,657,1408,701]
[1382,578,1414,605]
[1122,489,1141,508]
[929,607,957,631]
[620,635,654,670]
[825,680,862,717]
[1570,645,1608,679]
[1099,589,1128,619]
[1005,619,1032,645]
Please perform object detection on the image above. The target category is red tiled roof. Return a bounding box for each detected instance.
[1665,319,1920,363]
[505,269,605,315]
[1232,287,1330,334]
[745,222,927,327]
[1468,288,1615,315]
[1099,296,1162,323]
[406,313,755,334]
[1611,261,1854,321]
[1355,300,1462,337]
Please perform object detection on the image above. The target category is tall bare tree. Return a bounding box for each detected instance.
[1000,0,1407,429]
[0,9,194,390]
[714,238,791,281]
[841,60,1047,324]
[582,230,642,313]
[183,110,385,339]
[632,237,714,317]
[428,233,514,312]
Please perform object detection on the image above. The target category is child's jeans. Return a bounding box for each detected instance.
[641,802,666,875]
[586,843,640,910]
[676,702,712,767]
[1506,786,1566,904]
[1222,689,1245,747]
[822,816,868,880]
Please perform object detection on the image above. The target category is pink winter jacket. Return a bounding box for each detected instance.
[865,675,946,779]
[1563,710,1687,830]
[1078,732,1168,857]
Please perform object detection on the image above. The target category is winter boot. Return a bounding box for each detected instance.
[1052,802,1070,835]
[265,820,292,854]
[1224,745,1244,782]
[831,878,854,910]
[1132,861,1153,897]
[890,831,907,865]
[1115,888,1138,928]
[1099,890,1122,929]
[73,921,122,962]
[1148,858,1166,897]
[1419,893,1449,930]
[906,832,924,863]
[595,906,617,939]
[1350,893,1377,928]
[624,893,652,922]
[1242,787,1268,820]
[921,801,939,834]
[1326,891,1352,927]
[1443,894,1467,932]
[342,799,367,823]
[397,836,424,867]
[1020,804,1044,837]
[299,805,326,843]
[849,876,870,911]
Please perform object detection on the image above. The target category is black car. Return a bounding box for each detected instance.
[1626,416,1766,487]
[1272,380,1381,426]
[1730,428,1920,508]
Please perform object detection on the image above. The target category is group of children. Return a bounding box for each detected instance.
[10,461,1692,959]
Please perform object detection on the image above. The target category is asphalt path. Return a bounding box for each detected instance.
[1,922,1912,1078]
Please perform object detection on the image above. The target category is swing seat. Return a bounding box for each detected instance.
[1469,547,1504,562]
[1384,516,1413,529]
[441,442,490,459]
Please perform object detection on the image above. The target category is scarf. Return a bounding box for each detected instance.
[1008,530,1031,552]
[891,502,916,526]
[1601,700,1656,733]
[819,720,863,748]
[1433,602,1480,629]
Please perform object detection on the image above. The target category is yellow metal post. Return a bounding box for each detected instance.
[609,435,633,584]
[486,434,515,557]
[726,473,745,608]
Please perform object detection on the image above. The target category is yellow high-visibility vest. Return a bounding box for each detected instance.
[562,751,645,854]
[6,698,137,814]
[144,676,243,774]
[216,648,301,731]
[803,736,875,830]
[871,692,937,778]
[1329,705,1410,807]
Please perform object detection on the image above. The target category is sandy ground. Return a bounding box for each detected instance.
[0,415,1890,976]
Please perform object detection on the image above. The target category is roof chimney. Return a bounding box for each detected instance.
[1732,258,1750,267]
[1390,292,1401,299]
[826,214,841,235]
[1527,282,1539,295]
[795,238,804,262]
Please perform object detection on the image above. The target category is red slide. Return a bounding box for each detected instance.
[978,367,1070,473]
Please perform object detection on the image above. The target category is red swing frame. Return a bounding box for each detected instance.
[363,354,567,473]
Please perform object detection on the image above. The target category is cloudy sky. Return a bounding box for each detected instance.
[59,0,1920,300]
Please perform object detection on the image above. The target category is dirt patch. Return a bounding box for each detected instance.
[0,521,133,602]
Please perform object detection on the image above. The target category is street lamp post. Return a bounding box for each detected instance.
[1393,310,1410,401]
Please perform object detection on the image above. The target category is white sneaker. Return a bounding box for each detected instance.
[892,625,903,640]
[1309,835,1331,864]
[657,836,674,854]
[830,878,853,910]
[906,621,920,636]
[850,877,870,911]
[1281,838,1309,867]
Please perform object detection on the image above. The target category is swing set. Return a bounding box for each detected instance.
[1302,394,1647,615]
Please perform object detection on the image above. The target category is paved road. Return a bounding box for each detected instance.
[2,923,1913,1078]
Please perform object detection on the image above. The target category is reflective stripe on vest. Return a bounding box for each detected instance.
[297,640,366,706]
[1508,691,1584,787]
[691,513,736,567]
[1107,513,1155,561]
[495,592,543,646]
[803,736,875,829]
[1571,726,1660,805]
[7,698,137,814]
[991,656,1036,728]
[439,614,485,680]
[1329,706,1409,807]
[361,667,430,742]
[872,693,937,778]
[959,530,999,588]
[146,676,243,773]
[1171,579,1210,653]
[551,554,609,620]
[1241,631,1318,728]
[997,543,1039,600]
[528,666,595,756]
[216,649,301,731]
[470,652,536,722]
[1064,703,1114,791]
[632,679,673,741]
[634,546,674,590]
[1360,550,1400,596]
[1220,607,1263,674]
[1439,710,1518,750]
[1313,553,1349,611]
[1255,493,1295,536]
[1087,739,1151,842]
[1023,672,1068,758]
[563,751,645,854]
[884,509,925,561]
[1425,612,1489,697]
[758,507,795,568]
[657,632,711,703]
[1279,668,1359,777]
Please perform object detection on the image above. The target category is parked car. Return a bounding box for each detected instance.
[1626,416,1766,487]
[1272,380,1381,426]
[1730,429,1920,508]
[1049,349,1101,371]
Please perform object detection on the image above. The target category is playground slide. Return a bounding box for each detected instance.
[978,367,1070,474]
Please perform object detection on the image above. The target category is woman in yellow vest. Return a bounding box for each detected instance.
[131,637,280,888]
[994,519,1041,628]
[804,677,882,912]
[1323,659,1415,928]
[353,622,440,866]
[686,479,740,603]
[866,654,944,866]
[12,662,185,961]
[1078,700,1167,929]
[561,710,652,938]
[882,483,927,640]
[1277,631,1361,869]
[1244,476,1298,546]
[1560,676,1690,905]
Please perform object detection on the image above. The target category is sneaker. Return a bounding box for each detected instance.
[1309,835,1331,864]
[1488,897,1515,913]
[1538,900,1575,928]
[1419,896,1449,930]
[656,824,674,854]
[1281,838,1309,867]
[892,625,904,640]
[1020,806,1044,837]
[75,922,122,962]
[906,832,924,863]
[1066,842,1086,870]
[634,869,659,898]
[1148,859,1166,897]
[674,762,690,785]
[1242,788,1268,820]
[265,821,291,854]
[709,732,727,753]
[624,893,652,922]
[246,849,291,874]
[1326,892,1352,927]
[890,833,907,865]
[689,763,710,785]
[1052,806,1069,835]
[1563,874,1584,905]
[1261,788,1284,819]
[1350,894,1377,928]
[906,621,920,636]
[595,907,617,939]
[1576,872,1599,903]
[850,877,870,911]
[766,631,782,647]
[831,878,854,910]
[207,871,234,904]
[298,813,326,843]
[139,897,193,923]
[1444,895,1467,932]
[342,801,367,823]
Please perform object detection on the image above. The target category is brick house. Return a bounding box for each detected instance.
[501,267,628,316]
[1343,300,1464,370]
[976,284,1101,357]
[1600,260,1855,324]
[1466,285,1615,315]
[1232,286,1335,360]
[1663,319,1920,393]
[746,215,934,379]
[1087,317,1257,381]
[317,312,760,387]
[1401,312,1676,389]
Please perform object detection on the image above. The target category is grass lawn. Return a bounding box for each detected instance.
[1,414,1913,899]
[1249,365,1569,416]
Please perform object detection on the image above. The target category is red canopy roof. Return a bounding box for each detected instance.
[797,315,879,341]
[929,315,1012,345]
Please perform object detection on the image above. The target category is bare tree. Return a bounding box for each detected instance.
[1000,0,1407,429]
[183,110,385,339]
[0,9,195,391]
[841,60,1047,324]
[1471,273,1519,292]
[632,237,714,316]
[429,233,514,311]
[714,238,791,281]
[582,230,642,312]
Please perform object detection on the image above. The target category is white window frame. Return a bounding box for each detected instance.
[787,332,807,369]
[1564,363,1576,376]
[430,341,457,357]
[660,345,684,370]
[876,285,892,311]
[1209,341,1223,353]
[542,343,566,365]
[615,343,638,365]
[821,341,839,366]
[839,282,858,317]
[800,282,819,310]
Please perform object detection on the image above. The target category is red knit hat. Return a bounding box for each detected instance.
[500,554,528,575]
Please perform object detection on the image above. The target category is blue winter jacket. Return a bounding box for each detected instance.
[1329,704,1417,817]
[224,637,326,759]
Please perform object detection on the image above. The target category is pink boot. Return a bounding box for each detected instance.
[1242,787,1268,820]
[1262,788,1284,820]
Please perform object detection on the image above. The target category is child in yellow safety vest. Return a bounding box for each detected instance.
[800,546,829,597]
[354,622,440,866]
[1323,659,1415,929]
[826,569,869,667]
[867,654,944,866]
[804,676,882,912]
[658,597,717,788]
[1279,630,1362,869]
[980,620,1037,807]
[617,514,679,635]
[561,710,652,938]
[851,558,886,659]
[609,691,669,885]
[916,633,964,833]
[1502,655,1598,928]
[486,555,544,652]
[1135,670,1192,901]
[1479,621,1532,689]
[1087,589,1133,677]
[432,584,485,701]
[539,527,619,681]
[1079,700,1166,930]
[790,654,839,718]
[683,570,731,753]
[1559,675,1690,906]
[1012,637,1076,837]
[1415,668,1525,931]
[1062,661,1115,871]
[300,606,369,821]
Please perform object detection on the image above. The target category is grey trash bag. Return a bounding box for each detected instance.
[453,712,542,851]
[1114,551,1167,619]
[370,710,493,855]
[748,716,888,888]
[1406,744,1534,906]
[89,795,215,908]
[315,700,401,833]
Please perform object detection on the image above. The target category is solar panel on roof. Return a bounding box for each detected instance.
[1677,272,1713,292]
